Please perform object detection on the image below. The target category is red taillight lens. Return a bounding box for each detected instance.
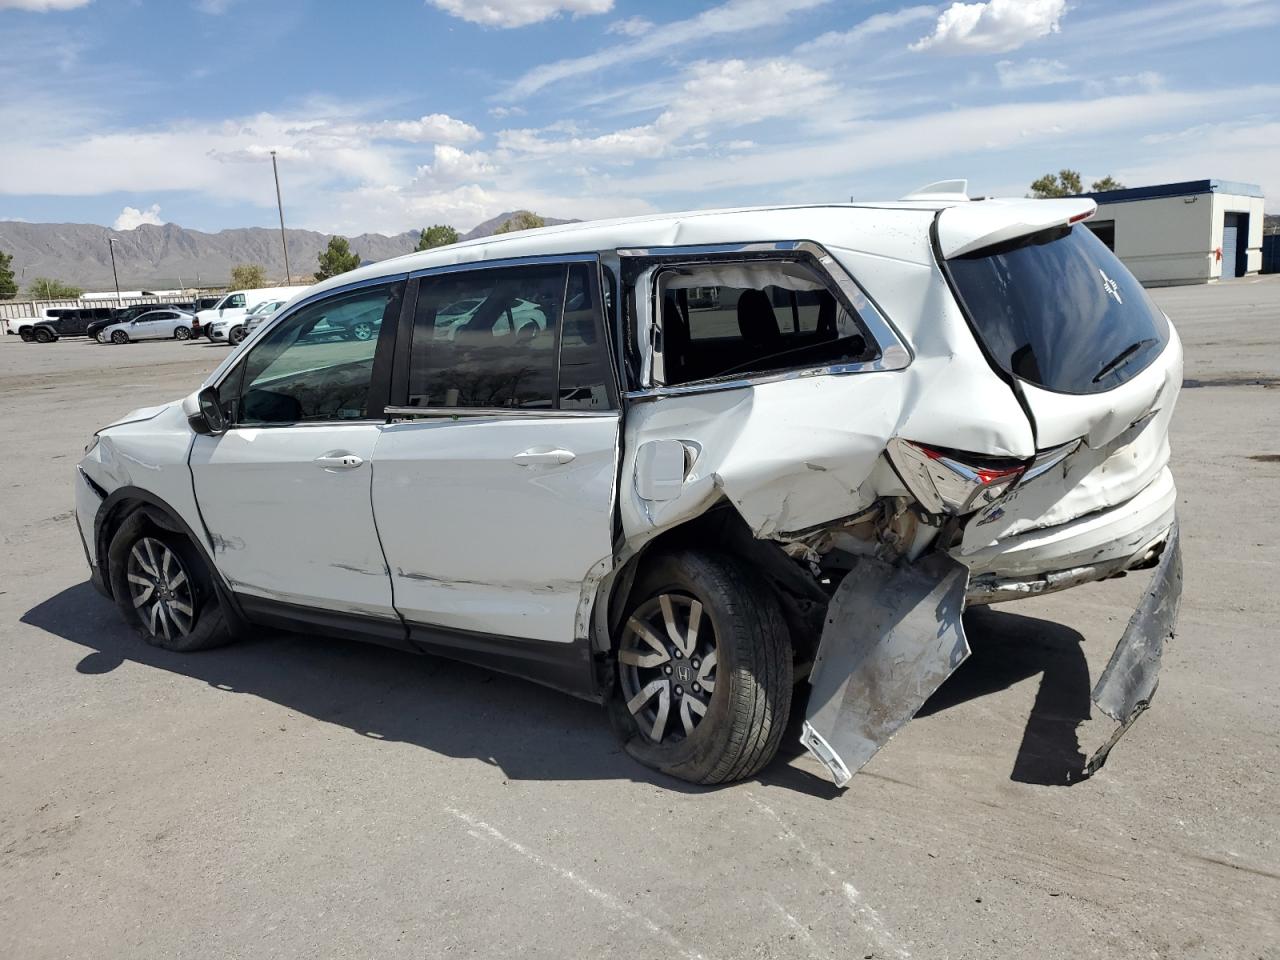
[887,439,1026,515]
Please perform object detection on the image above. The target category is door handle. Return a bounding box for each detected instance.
[513,448,576,466]
[314,453,364,469]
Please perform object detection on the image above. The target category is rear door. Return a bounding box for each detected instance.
[372,257,620,645]
[190,279,405,624]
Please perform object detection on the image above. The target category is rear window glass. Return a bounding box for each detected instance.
[947,225,1169,395]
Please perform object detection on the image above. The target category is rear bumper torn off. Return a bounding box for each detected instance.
[799,519,1182,787]
[1083,518,1182,776]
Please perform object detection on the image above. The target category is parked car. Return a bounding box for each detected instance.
[240,300,287,339]
[76,188,1183,788]
[96,309,196,343]
[20,306,117,342]
[196,286,306,339]
[208,299,289,345]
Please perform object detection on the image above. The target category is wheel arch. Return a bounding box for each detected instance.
[599,501,828,664]
[94,486,247,630]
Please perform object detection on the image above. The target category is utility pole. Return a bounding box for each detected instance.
[107,237,122,307]
[271,150,292,284]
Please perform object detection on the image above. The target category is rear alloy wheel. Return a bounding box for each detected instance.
[111,330,129,344]
[611,549,792,785]
[229,325,246,345]
[33,327,54,343]
[174,325,191,340]
[351,320,375,341]
[108,519,233,652]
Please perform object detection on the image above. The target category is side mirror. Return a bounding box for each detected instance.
[193,386,227,435]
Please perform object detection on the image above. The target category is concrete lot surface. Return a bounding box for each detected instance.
[2,280,1278,959]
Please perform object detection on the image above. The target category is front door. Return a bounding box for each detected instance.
[373,258,620,644]
[190,280,405,621]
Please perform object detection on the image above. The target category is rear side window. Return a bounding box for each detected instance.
[655,259,872,386]
[946,224,1169,395]
[405,261,614,411]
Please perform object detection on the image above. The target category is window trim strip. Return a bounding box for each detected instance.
[384,405,617,421]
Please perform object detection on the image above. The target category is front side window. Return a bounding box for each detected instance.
[223,294,246,309]
[230,282,402,424]
[654,258,873,386]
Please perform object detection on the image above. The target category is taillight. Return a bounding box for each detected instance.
[887,438,1026,515]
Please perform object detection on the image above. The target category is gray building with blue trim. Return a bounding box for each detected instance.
[1078,179,1265,286]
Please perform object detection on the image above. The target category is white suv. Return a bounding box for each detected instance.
[75,187,1182,788]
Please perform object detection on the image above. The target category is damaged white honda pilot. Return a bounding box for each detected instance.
[76,182,1182,788]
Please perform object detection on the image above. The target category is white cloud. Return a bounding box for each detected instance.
[426,0,613,29]
[911,0,1065,54]
[0,0,90,9]
[355,113,482,144]
[113,203,163,230]
[412,144,497,186]
[608,83,1280,198]
[995,57,1071,88]
[799,5,939,53]
[606,15,652,36]
[1083,71,1164,97]
[504,0,832,98]
[498,58,833,160]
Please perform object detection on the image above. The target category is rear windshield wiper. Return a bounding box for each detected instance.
[1092,338,1156,383]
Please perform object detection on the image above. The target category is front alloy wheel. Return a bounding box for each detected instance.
[229,325,246,345]
[111,330,129,344]
[620,594,718,742]
[351,320,375,341]
[126,537,195,642]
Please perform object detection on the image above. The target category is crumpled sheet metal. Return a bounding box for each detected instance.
[801,552,971,787]
[1083,519,1182,777]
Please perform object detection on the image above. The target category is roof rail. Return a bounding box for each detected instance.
[900,180,970,202]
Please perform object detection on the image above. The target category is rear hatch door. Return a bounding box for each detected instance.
[936,200,1182,536]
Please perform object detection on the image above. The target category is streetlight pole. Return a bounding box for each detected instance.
[271,150,292,284]
[107,237,122,308]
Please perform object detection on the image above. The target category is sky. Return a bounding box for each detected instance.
[1,0,1277,236]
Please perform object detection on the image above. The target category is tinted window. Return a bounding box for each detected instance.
[657,259,871,386]
[233,282,401,424]
[407,263,565,410]
[559,262,614,410]
[947,225,1169,395]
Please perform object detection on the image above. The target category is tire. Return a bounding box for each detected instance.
[350,320,375,341]
[107,514,233,652]
[609,549,792,785]
[19,328,34,342]
[174,325,191,340]
[228,325,246,345]
[111,330,129,344]
[33,327,54,343]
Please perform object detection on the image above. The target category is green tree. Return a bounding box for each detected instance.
[416,224,460,251]
[27,277,83,299]
[494,210,546,234]
[315,236,361,280]
[1090,175,1125,192]
[1029,169,1084,198]
[230,263,267,289]
[0,249,16,300]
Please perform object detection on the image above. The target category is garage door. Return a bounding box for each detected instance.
[1221,213,1242,279]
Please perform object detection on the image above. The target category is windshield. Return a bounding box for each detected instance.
[946,224,1169,395]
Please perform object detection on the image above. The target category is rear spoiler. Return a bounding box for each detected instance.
[936,198,1096,259]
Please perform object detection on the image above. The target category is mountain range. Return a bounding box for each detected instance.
[0,212,576,292]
